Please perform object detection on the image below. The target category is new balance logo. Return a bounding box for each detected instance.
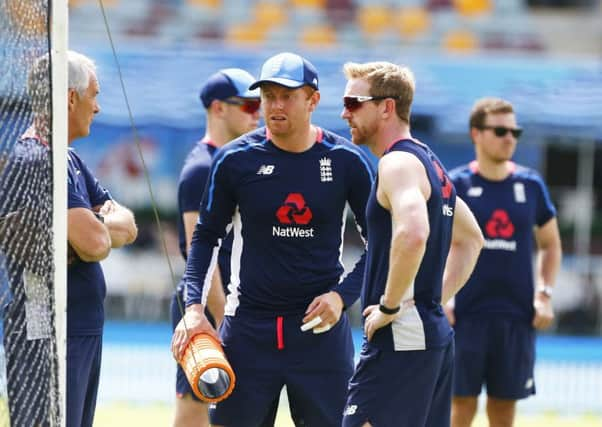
[343,405,357,416]
[467,186,483,197]
[257,165,275,175]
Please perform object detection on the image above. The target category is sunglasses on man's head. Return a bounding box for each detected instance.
[479,125,523,139]
[343,95,400,112]
[223,98,261,114]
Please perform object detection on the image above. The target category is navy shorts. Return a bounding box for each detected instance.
[66,335,102,427]
[343,339,454,427]
[210,312,355,427]
[453,317,535,400]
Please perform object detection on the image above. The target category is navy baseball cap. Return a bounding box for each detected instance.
[249,52,319,91]
[200,68,259,108]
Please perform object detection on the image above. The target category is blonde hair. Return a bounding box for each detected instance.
[343,61,415,124]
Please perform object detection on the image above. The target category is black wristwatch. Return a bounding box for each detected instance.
[94,212,105,223]
[379,295,400,315]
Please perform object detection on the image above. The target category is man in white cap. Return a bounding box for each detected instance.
[172,52,375,427]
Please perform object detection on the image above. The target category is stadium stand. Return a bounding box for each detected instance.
[67,0,600,54]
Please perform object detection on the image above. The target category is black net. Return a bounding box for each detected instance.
[0,0,60,425]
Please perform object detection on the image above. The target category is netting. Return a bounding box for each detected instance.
[0,0,60,425]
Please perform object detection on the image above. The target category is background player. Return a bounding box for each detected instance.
[447,97,562,427]
[172,52,375,427]
[340,61,483,427]
[171,68,260,427]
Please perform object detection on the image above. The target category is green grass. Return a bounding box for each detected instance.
[94,402,602,427]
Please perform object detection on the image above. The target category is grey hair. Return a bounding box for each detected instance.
[67,50,97,96]
[27,50,97,116]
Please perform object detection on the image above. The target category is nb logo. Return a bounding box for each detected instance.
[257,165,275,175]
[442,204,454,217]
[343,405,357,416]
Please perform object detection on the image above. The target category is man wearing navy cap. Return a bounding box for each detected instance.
[172,52,375,426]
[171,68,260,427]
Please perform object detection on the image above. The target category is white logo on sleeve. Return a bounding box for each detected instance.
[442,204,454,216]
[257,165,275,175]
[525,378,534,389]
[343,404,357,416]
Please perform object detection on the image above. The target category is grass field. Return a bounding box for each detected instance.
[94,402,602,427]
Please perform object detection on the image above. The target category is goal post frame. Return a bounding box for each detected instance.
[51,0,68,424]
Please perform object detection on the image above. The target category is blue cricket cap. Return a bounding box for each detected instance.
[200,68,259,108]
[249,52,319,91]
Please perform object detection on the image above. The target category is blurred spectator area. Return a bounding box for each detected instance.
[69,0,601,54]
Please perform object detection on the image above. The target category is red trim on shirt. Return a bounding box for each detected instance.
[470,160,516,175]
[469,160,479,173]
[201,136,217,148]
[265,126,323,144]
[315,126,323,143]
[276,316,284,350]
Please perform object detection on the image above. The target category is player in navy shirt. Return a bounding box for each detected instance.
[340,62,483,427]
[447,98,562,427]
[171,52,375,427]
[65,51,138,427]
[171,68,260,427]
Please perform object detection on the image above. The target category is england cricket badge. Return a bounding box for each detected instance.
[514,182,526,203]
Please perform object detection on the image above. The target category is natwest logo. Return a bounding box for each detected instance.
[274,193,315,239]
[485,209,514,238]
[484,209,517,251]
[276,193,312,225]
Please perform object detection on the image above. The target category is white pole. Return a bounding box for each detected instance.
[51,0,68,425]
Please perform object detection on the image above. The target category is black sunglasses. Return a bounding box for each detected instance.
[478,125,523,139]
[223,98,261,114]
[343,95,400,112]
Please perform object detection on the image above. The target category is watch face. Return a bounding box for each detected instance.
[539,286,552,297]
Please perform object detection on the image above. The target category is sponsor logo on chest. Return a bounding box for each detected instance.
[484,209,517,251]
[273,193,315,239]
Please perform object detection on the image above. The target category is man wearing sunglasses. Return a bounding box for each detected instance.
[171,68,260,427]
[340,61,484,427]
[172,52,375,427]
[447,98,562,427]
